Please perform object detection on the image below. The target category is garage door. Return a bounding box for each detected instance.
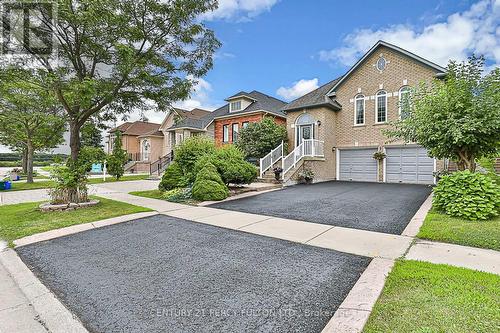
[385,146,434,184]
[339,148,378,182]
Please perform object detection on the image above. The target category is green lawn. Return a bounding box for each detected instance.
[4,174,149,192]
[129,189,165,199]
[417,208,500,251]
[0,196,152,246]
[364,260,500,333]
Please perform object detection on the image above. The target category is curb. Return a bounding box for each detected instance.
[321,258,395,333]
[14,211,158,247]
[0,248,89,333]
[401,193,433,237]
[198,187,282,206]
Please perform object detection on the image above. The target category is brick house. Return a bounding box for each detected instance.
[264,40,448,185]
[166,90,286,146]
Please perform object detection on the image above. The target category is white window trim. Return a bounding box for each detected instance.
[398,86,410,120]
[232,123,239,142]
[375,90,387,124]
[222,124,229,143]
[229,100,242,112]
[354,94,365,126]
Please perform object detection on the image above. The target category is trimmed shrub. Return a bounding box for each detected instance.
[174,136,216,182]
[433,170,500,220]
[210,145,257,185]
[192,162,228,201]
[159,162,187,191]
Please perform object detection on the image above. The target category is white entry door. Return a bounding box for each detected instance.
[297,124,313,146]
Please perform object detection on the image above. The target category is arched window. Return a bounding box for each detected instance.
[354,94,365,125]
[295,113,315,126]
[399,86,411,120]
[141,139,151,161]
[375,90,387,123]
[295,113,315,146]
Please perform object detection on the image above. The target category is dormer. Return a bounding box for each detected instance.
[225,91,256,113]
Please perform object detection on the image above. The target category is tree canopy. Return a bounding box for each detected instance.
[0,68,66,182]
[6,0,220,163]
[236,117,288,160]
[385,56,500,171]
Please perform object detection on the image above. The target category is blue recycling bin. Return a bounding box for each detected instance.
[5,181,11,190]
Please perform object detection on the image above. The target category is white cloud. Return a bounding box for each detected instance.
[276,78,319,101]
[318,0,500,69]
[201,0,279,21]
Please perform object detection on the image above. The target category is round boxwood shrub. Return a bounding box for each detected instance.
[159,162,187,191]
[433,170,500,220]
[192,162,228,201]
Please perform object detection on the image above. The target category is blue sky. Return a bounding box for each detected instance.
[160,0,498,116]
[1,0,498,153]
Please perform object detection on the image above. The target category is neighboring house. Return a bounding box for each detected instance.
[265,40,448,185]
[165,90,287,146]
[108,121,162,161]
[159,107,211,154]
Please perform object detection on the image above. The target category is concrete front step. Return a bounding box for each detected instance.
[256,178,282,184]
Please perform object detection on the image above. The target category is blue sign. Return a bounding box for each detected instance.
[91,163,103,173]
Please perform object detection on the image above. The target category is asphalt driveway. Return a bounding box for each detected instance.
[17,215,370,333]
[210,181,432,235]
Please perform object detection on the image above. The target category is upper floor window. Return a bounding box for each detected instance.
[399,86,411,120]
[222,124,229,142]
[375,90,387,123]
[354,95,365,125]
[230,100,242,112]
[232,123,239,142]
[376,57,386,71]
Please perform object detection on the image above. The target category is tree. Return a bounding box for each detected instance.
[5,0,220,196]
[236,117,288,159]
[385,56,500,171]
[0,69,66,182]
[107,131,127,180]
[81,119,103,148]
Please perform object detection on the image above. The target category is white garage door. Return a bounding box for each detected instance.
[385,146,434,184]
[339,148,378,182]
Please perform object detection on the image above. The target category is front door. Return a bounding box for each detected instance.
[297,124,313,146]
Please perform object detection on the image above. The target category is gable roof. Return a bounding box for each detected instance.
[109,121,161,136]
[225,91,258,101]
[166,90,286,131]
[282,77,343,112]
[326,40,446,95]
[177,108,210,120]
[282,40,447,112]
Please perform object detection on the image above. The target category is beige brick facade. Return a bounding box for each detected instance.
[334,45,437,148]
[285,45,444,183]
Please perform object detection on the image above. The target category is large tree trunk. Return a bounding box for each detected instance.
[26,141,34,183]
[69,120,81,162]
[21,147,28,174]
[458,150,476,172]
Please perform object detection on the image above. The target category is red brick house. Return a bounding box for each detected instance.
[168,90,286,146]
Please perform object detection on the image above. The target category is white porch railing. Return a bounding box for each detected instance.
[282,139,324,177]
[259,141,284,178]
